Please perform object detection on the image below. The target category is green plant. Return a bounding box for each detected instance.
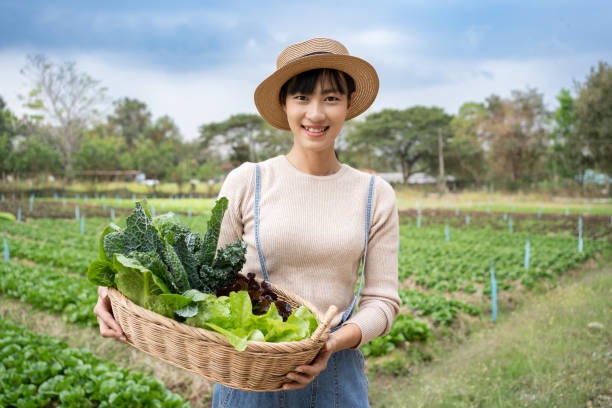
[0,317,189,407]
[87,198,318,351]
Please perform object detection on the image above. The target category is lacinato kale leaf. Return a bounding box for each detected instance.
[163,242,191,293]
[198,197,228,267]
[103,202,166,259]
[154,213,202,284]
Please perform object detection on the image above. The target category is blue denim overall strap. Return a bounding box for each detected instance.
[336,174,375,328]
[254,164,270,280]
[254,164,375,326]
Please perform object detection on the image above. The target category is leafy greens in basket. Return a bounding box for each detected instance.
[88,198,318,351]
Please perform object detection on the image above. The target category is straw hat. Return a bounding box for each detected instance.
[254,37,379,130]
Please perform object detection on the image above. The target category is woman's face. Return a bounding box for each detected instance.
[283,78,350,155]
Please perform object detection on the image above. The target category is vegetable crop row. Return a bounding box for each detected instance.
[5,238,96,274]
[399,209,611,238]
[398,225,602,293]
[0,317,189,407]
[399,289,481,326]
[2,217,104,249]
[361,314,431,357]
[0,261,97,326]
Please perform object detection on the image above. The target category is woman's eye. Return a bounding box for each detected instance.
[293,95,308,101]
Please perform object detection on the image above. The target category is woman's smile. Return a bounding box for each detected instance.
[302,125,330,137]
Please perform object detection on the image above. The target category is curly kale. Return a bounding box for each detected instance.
[212,239,247,287]
[191,239,247,294]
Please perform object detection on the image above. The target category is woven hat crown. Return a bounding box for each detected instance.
[276,38,350,69]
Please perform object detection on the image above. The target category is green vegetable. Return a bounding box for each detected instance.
[185,291,318,351]
[113,253,170,308]
[88,198,318,351]
[89,198,244,297]
[0,317,190,407]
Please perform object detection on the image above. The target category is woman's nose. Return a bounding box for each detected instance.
[306,102,325,121]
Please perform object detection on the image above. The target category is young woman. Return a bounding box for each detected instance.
[94,37,400,407]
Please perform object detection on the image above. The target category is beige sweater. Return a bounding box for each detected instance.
[217,155,400,346]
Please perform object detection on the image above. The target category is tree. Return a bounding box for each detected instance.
[107,97,152,149]
[73,131,127,173]
[481,89,549,189]
[549,89,592,188]
[0,96,20,179]
[347,107,452,183]
[148,115,182,144]
[9,124,62,179]
[132,139,178,180]
[574,61,612,176]
[199,114,265,163]
[20,55,108,180]
[255,123,293,161]
[446,102,487,187]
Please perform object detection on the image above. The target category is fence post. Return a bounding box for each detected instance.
[524,237,531,269]
[578,216,583,253]
[3,237,9,262]
[490,261,497,321]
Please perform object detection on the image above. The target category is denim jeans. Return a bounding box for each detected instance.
[211,349,370,407]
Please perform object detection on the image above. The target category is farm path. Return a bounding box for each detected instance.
[368,261,611,407]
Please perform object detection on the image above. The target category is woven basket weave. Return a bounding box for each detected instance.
[108,286,337,392]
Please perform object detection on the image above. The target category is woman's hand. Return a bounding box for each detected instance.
[282,323,362,391]
[282,336,335,390]
[93,286,126,342]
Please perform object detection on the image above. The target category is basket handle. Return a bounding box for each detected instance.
[311,305,337,343]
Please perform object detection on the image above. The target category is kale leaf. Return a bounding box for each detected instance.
[89,197,246,297]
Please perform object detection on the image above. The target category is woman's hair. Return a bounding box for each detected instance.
[279,68,356,106]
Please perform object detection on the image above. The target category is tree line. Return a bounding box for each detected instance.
[1,55,610,193]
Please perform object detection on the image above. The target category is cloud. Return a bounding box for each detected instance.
[460,25,492,53]
[0,48,260,141]
[0,42,608,143]
[373,52,606,116]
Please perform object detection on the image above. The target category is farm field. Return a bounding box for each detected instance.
[0,193,610,406]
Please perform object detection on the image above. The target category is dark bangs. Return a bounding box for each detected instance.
[279,68,356,105]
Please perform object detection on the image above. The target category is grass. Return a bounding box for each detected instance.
[26,189,612,216]
[394,188,612,215]
[5,180,611,215]
[368,262,612,408]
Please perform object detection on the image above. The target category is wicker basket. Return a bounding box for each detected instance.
[108,286,337,392]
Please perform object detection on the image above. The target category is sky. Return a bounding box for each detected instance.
[1,0,611,141]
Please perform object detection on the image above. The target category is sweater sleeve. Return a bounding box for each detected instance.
[216,162,255,249]
[344,176,400,347]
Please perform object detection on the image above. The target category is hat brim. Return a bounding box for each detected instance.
[254,54,379,130]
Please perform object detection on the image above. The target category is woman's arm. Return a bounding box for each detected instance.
[346,177,401,346]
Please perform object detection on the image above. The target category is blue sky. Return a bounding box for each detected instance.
[1,0,610,140]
